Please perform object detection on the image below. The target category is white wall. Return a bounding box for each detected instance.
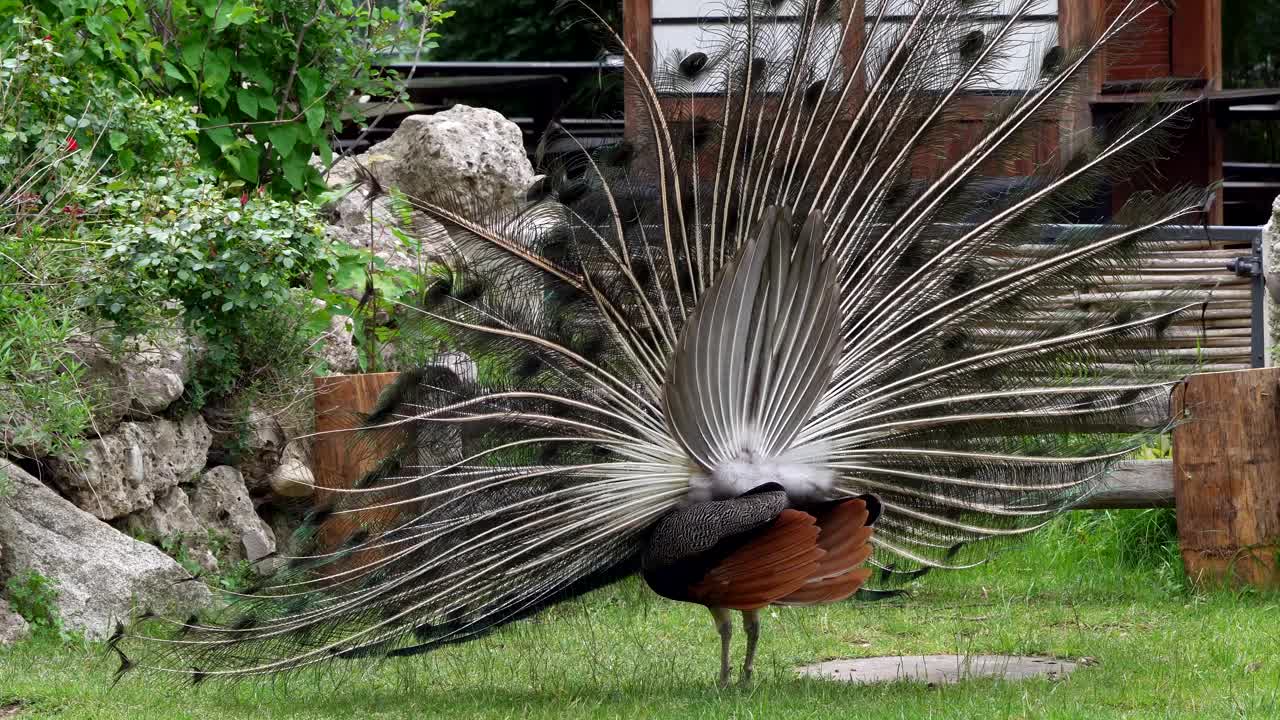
[649,0,1060,93]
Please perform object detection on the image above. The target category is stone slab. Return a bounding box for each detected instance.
[796,654,1079,684]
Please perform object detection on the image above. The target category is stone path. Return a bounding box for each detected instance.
[796,654,1079,685]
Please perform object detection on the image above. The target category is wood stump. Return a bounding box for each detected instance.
[1172,368,1280,589]
[312,372,402,554]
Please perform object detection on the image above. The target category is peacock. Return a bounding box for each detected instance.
[115,0,1208,688]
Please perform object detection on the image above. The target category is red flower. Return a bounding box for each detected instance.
[65,137,79,153]
[239,192,249,208]
[43,35,52,41]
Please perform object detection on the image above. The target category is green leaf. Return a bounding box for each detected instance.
[214,3,254,30]
[253,90,277,114]
[202,49,232,90]
[180,38,206,69]
[235,89,258,117]
[162,61,188,84]
[297,68,323,104]
[266,124,299,158]
[281,148,309,190]
[240,59,274,93]
[203,120,235,149]
[227,4,256,24]
[304,105,326,133]
[108,131,129,151]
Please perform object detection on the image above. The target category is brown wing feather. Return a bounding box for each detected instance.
[688,509,824,610]
[777,499,875,606]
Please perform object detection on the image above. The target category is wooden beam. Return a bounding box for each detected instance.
[1072,460,1174,510]
[622,0,653,141]
[312,372,402,553]
[1171,0,1222,90]
[1173,369,1280,590]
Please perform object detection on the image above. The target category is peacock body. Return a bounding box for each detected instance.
[117,0,1208,687]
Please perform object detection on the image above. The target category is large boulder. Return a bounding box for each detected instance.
[61,327,204,432]
[320,105,534,273]
[360,104,535,207]
[66,334,132,432]
[190,466,276,566]
[0,460,211,640]
[46,414,212,520]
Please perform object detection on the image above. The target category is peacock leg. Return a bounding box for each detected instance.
[710,606,733,687]
[740,609,761,685]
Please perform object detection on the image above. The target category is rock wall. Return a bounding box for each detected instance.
[0,103,533,644]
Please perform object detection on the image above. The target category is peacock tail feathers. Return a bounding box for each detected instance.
[117,0,1210,681]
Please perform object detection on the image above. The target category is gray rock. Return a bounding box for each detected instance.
[796,655,1079,685]
[62,327,204,430]
[46,414,212,520]
[312,299,360,375]
[66,334,131,433]
[125,367,184,416]
[0,460,211,640]
[121,326,203,418]
[360,105,535,207]
[204,405,284,495]
[269,444,315,499]
[121,487,219,573]
[1264,196,1278,362]
[0,598,29,645]
[190,466,276,566]
[321,190,442,274]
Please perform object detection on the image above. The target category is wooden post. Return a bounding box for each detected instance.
[1172,369,1280,589]
[622,0,652,142]
[313,372,402,500]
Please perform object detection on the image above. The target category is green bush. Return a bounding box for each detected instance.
[4,570,69,640]
[0,32,104,456]
[0,25,339,456]
[8,0,451,195]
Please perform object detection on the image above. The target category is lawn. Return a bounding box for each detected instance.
[2,510,1278,719]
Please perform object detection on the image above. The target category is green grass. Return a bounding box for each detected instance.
[2,510,1278,719]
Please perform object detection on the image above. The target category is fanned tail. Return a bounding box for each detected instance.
[118,0,1209,680]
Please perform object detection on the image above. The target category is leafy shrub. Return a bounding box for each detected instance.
[0,32,103,456]
[89,170,328,339]
[9,0,452,195]
[1,24,335,452]
[4,570,70,640]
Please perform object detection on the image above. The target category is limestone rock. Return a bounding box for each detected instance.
[66,334,131,432]
[204,405,284,495]
[0,460,211,640]
[121,487,218,573]
[320,184,445,274]
[46,414,212,520]
[360,105,535,207]
[0,598,29,645]
[190,466,276,566]
[312,299,360,375]
[1264,196,1279,363]
[121,326,203,418]
[269,445,315,499]
[62,327,204,430]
